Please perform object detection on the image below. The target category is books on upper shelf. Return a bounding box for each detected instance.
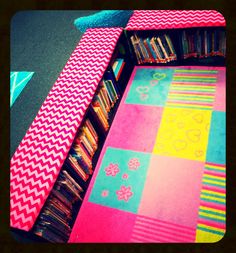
[91,76,120,131]
[112,58,125,81]
[181,29,226,59]
[130,33,177,64]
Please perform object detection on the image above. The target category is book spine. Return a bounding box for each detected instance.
[150,38,160,63]
[161,35,172,61]
[164,34,176,60]
[130,35,142,64]
[157,36,168,62]
[143,39,155,63]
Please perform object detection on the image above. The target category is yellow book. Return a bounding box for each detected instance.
[85,119,98,142]
[83,126,97,150]
[93,106,109,130]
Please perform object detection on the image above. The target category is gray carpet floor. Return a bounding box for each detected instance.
[10,11,98,157]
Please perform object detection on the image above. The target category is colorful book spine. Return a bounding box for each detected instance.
[146,37,158,62]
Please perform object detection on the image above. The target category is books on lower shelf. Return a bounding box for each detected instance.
[92,76,120,131]
[33,119,99,242]
[181,28,226,59]
[130,33,177,64]
[33,170,84,243]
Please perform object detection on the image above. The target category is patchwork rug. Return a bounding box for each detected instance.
[69,66,226,243]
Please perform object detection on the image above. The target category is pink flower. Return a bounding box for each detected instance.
[101,190,109,197]
[116,185,133,202]
[128,158,140,170]
[122,173,129,179]
[105,163,120,176]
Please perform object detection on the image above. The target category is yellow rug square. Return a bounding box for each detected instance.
[153,107,212,161]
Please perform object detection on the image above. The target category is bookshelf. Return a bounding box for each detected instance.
[10,10,226,243]
[126,27,225,67]
[11,28,134,243]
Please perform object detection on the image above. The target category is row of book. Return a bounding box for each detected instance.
[33,119,99,242]
[181,29,226,59]
[66,118,98,182]
[91,74,120,131]
[32,55,123,242]
[130,33,177,64]
[33,169,84,242]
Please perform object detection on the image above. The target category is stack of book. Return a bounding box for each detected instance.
[33,119,99,242]
[66,119,98,181]
[112,58,125,81]
[33,170,84,243]
[181,29,226,59]
[92,78,119,131]
[130,33,177,64]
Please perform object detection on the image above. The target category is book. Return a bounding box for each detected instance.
[146,37,158,62]
[112,58,125,81]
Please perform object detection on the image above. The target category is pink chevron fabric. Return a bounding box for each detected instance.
[10,27,123,231]
[126,10,226,30]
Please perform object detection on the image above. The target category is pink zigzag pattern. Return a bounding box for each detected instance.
[10,27,123,231]
[126,10,226,30]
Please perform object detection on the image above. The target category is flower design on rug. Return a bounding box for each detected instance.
[128,158,140,170]
[116,185,133,202]
[105,163,119,176]
[122,173,129,180]
[101,190,109,197]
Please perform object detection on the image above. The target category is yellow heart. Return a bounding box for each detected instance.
[186,129,201,142]
[193,113,203,124]
[195,150,204,157]
[173,140,187,151]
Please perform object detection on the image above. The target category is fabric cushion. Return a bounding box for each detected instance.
[74,10,133,32]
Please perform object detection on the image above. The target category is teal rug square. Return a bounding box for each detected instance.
[89,147,151,214]
[206,111,226,165]
[125,67,174,106]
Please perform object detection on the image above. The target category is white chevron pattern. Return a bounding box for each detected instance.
[10,27,123,231]
[126,10,226,30]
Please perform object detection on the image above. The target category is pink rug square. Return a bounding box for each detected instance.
[69,202,136,242]
[138,155,204,228]
[106,104,163,153]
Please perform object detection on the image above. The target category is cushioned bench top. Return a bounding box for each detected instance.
[10,27,123,231]
[125,10,226,30]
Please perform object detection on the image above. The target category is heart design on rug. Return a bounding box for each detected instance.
[150,79,159,86]
[193,113,203,124]
[173,140,187,151]
[136,86,150,94]
[153,72,166,80]
[140,93,149,100]
[195,150,204,157]
[186,129,201,142]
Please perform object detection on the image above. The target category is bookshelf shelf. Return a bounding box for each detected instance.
[126,26,225,67]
